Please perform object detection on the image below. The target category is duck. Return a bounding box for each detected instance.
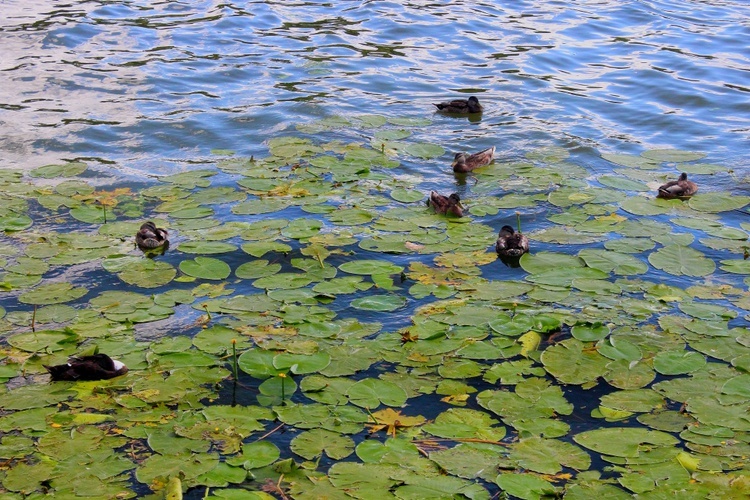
[136,221,169,250]
[496,213,529,258]
[44,354,128,381]
[657,172,698,199]
[452,146,495,173]
[428,191,464,217]
[433,96,483,114]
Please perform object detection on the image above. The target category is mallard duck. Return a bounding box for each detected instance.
[136,221,168,249]
[657,172,698,199]
[433,96,483,114]
[452,146,495,173]
[44,354,128,381]
[429,191,463,217]
[496,213,529,258]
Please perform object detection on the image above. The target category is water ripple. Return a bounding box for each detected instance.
[0,0,747,174]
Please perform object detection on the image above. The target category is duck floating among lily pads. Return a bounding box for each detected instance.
[136,221,169,251]
[433,96,483,114]
[45,354,128,381]
[496,213,529,263]
[428,191,464,217]
[657,172,698,199]
[452,146,495,173]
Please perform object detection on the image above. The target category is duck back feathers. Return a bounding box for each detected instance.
[45,354,128,381]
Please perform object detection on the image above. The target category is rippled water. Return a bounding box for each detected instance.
[1,0,748,177]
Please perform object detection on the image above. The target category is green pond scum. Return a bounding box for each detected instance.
[1,121,750,499]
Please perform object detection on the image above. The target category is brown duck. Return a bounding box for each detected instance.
[45,354,128,381]
[452,146,495,173]
[657,172,698,199]
[135,221,169,250]
[496,213,529,258]
[428,191,464,217]
[433,96,483,114]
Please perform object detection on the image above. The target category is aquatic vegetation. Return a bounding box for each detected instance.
[0,126,749,499]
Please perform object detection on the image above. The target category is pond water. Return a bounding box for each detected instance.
[1,1,750,499]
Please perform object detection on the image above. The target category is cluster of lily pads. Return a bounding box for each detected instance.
[0,115,749,499]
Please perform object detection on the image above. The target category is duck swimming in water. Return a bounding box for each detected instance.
[44,354,128,381]
[433,96,483,114]
[657,172,698,199]
[136,221,169,250]
[428,191,464,217]
[496,213,529,258]
[452,146,495,173]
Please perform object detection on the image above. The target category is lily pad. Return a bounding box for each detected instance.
[648,245,715,277]
[179,257,231,280]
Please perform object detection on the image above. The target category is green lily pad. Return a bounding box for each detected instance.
[290,429,354,460]
[19,282,88,305]
[179,257,231,280]
[346,378,408,408]
[405,142,445,159]
[653,350,706,375]
[339,259,403,276]
[391,188,424,203]
[351,294,406,312]
[641,149,706,162]
[573,427,678,457]
[648,245,715,277]
[30,162,87,178]
[688,193,750,213]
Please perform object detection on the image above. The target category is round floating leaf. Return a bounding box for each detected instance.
[720,259,750,275]
[405,142,445,159]
[519,252,583,274]
[119,260,176,288]
[70,204,109,224]
[688,193,750,213]
[290,429,355,460]
[273,352,331,375]
[351,294,406,312]
[19,282,88,305]
[346,378,407,408]
[641,149,706,162]
[237,349,279,379]
[390,188,424,203]
[339,259,403,276]
[599,175,649,192]
[648,245,715,277]
[496,473,557,500]
[620,196,674,216]
[0,214,33,232]
[226,441,280,470]
[177,241,237,254]
[235,260,281,279]
[30,162,87,178]
[541,339,609,385]
[573,427,678,457]
[179,257,231,280]
[571,323,610,342]
[579,249,648,275]
[653,350,706,375]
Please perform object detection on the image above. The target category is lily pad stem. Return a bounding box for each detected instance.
[231,339,238,380]
[516,211,522,233]
[364,406,379,425]
[32,305,37,333]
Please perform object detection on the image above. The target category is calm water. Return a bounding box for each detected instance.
[1,0,749,177]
